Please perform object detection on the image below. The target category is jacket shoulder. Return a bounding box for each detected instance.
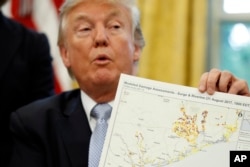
[15,89,81,117]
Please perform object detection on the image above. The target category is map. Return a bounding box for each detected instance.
[99,74,250,167]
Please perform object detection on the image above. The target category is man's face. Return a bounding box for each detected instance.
[60,1,141,95]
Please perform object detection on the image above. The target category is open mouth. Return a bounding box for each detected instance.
[94,54,111,64]
[97,56,109,60]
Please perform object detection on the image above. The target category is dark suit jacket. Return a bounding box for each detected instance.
[10,89,91,167]
[0,11,55,166]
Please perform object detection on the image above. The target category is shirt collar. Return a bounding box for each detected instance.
[80,90,114,121]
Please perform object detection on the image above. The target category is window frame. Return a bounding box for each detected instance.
[207,0,250,70]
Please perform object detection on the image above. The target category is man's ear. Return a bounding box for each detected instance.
[59,45,71,68]
[133,44,142,62]
[132,45,142,75]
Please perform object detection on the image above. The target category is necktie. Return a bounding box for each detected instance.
[88,103,112,167]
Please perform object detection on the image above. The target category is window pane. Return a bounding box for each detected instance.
[220,22,250,87]
[223,0,250,13]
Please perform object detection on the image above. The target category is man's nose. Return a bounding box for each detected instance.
[94,26,108,47]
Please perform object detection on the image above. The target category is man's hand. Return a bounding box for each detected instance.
[199,68,250,96]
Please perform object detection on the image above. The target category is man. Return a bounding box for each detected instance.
[0,0,55,166]
[9,0,250,167]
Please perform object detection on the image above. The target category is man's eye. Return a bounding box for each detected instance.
[80,27,91,31]
[75,26,91,37]
[112,25,120,29]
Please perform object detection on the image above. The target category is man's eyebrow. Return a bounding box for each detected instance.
[106,10,121,19]
[72,10,123,24]
[73,14,91,23]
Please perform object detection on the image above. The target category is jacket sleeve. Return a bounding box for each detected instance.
[9,110,47,167]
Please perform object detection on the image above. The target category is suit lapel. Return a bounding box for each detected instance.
[0,12,22,80]
[58,94,91,167]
